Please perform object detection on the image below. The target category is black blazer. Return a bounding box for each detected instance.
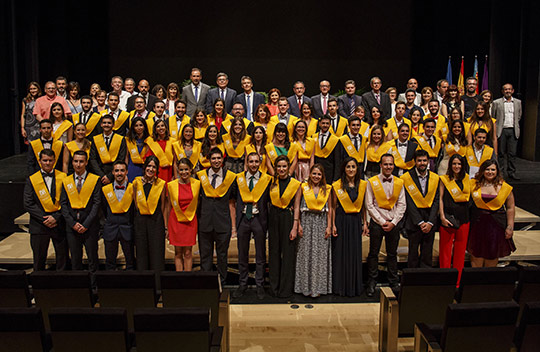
[337,94,362,118]
[314,136,342,183]
[89,133,127,181]
[101,189,134,241]
[361,91,392,121]
[126,94,159,112]
[403,169,440,231]
[23,174,65,238]
[234,172,270,231]
[389,139,418,176]
[27,142,65,175]
[198,171,235,233]
[287,95,312,117]
[311,94,336,119]
[60,173,101,230]
[235,92,266,118]
[205,87,237,114]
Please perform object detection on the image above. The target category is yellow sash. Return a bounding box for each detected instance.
[145,138,173,167]
[73,112,101,135]
[29,170,66,212]
[270,115,299,138]
[101,109,130,131]
[265,143,297,165]
[445,142,466,157]
[62,173,99,209]
[133,177,165,215]
[339,135,367,163]
[466,145,494,167]
[401,171,439,208]
[221,117,251,133]
[65,141,90,158]
[222,134,249,158]
[302,183,332,211]
[125,139,147,164]
[292,138,315,160]
[199,144,225,169]
[366,143,391,163]
[102,183,134,213]
[196,169,236,198]
[368,175,404,210]
[208,113,232,127]
[269,178,301,208]
[30,139,63,168]
[306,118,318,137]
[314,133,340,158]
[93,134,123,163]
[330,116,348,137]
[410,124,424,139]
[173,140,201,167]
[388,140,415,169]
[167,178,200,222]
[168,115,190,140]
[332,179,367,213]
[385,118,411,139]
[440,174,470,202]
[53,120,72,141]
[469,118,496,136]
[414,136,442,158]
[236,172,271,204]
[244,144,267,173]
[194,126,208,140]
[424,114,449,139]
[471,180,513,211]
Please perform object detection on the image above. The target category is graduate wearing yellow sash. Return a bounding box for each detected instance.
[60,151,101,272]
[313,116,341,183]
[24,149,68,271]
[166,100,191,141]
[386,123,418,176]
[73,96,103,138]
[292,164,333,297]
[144,119,174,182]
[414,117,443,173]
[223,116,251,173]
[384,102,412,140]
[338,116,368,164]
[466,128,494,179]
[291,120,315,182]
[468,160,515,267]
[101,161,135,270]
[89,115,127,185]
[331,157,368,296]
[269,97,300,138]
[244,125,268,174]
[28,119,65,174]
[325,98,348,137]
[102,92,130,136]
[364,125,391,178]
[265,122,298,176]
[172,124,202,176]
[423,101,449,139]
[401,149,440,269]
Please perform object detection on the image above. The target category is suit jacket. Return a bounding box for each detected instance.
[389,139,418,176]
[234,172,270,231]
[337,94,362,118]
[403,170,440,231]
[205,87,237,114]
[198,171,235,233]
[314,134,342,183]
[27,141,64,175]
[311,94,336,119]
[182,83,211,117]
[101,189,134,241]
[89,133,127,181]
[60,173,101,230]
[126,93,159,112]
[361,91,392,121]
[235,92,266,120]
[287,95,312,117]
[492,97,522,139]
[23,174,65,237]
[397,92,422,105]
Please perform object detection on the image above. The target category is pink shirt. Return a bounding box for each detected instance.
[34,95,72,119]
[366,174,407,226]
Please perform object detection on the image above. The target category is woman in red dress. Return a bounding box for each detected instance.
[145,119,174,182]
[166,158,200,271]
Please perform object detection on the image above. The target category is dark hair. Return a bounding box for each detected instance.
[443,84,461,104]
[423,117,436,127]
[73,150,88,161]
[446,119,468,146]
[474,159,503,188]
[414,149,429,160]
[300,102,313,118]
[201,125,222,158]
[367,105,386,126]
[230,116,247,142]
[80,95,92,102]
[190,109,208,128]
[127,116,150,142]
[348,115,361,124]
[250,126,268,154]
[449,107,463,120]
[339,157,362,191]
[101,114,114,124]
[308,163,327,196]
[72,123,91,150]
[175,100,186,109]
[468,102,493,137]
[447,154,466,181]
[143,155,160,176]
[254,104,272,124]
[112,160,127,168]
[327,97,338,106]
[246,151,260,162]
[152,119,169,141]
[268,88,281,101]
[177,157,193,169]
[409,106,424,125]
[209,147,223,159]
[40,119,53,127]
[273,122,290,149]
[24,81,42,102]
[271,155,290,188]
[67,81,80,99]
[292,120,308,142]
[166,82,180,100]
[380,153,394,164]
[39,148,56,160]
[49,102,65,121]
[368,125,386,147]
[210,98,226,119]
[180,124,194,145]
[398,123,410,133]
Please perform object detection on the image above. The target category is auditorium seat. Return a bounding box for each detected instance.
[457,267,518,303]
[134,307,222,352]
[414,301,520,352]
[95,271,157,330]
[514,266,540,308]
[49,307,129,352]
[0,307,49,352]
[0,270,32,307]
[514,301,540,352]
[30,271,94,329]
[379,268,458,352]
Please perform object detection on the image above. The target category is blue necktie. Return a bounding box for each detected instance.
[220,89,225,100]
[246,175,254,219]
[194,85,199,102]
[246,95,251,120]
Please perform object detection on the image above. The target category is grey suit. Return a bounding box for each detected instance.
[311,94,336,119]
[182,83,210,117]
[337,94,362,118]
[361,91,392,121]
[287,95,312,117]
[492,97,522,176]
[205,87,237,114]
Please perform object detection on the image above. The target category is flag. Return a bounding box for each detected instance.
[482,56,489,91]
[473,56,479,94]
[457,57,465,96]
[445,57,453,85]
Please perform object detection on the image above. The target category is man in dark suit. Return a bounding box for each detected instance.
[24,149,68,271]
[27,119,65,175]
[182,68,210,117]
[413,118,443,173]
[402,149,439,268]
[287,81,312,117]
[101,92,130,136]
[72,95,103,138]
[311,80,336,119]
[101,161,134,270]
[235,75,266,121]
[232,152,271,299]
[60,151,101,273]
[126,79,159,112]
[205,72,237,114]
[361,76,392,121]
[89,115,127,185]
[313,115,341,182]
[388,124,418,176]
[338,80,362,118]
[196,148,237,286]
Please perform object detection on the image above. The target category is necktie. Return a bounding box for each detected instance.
[82,113,87,124]
[246,95,251,120]
[322,95,327,115]
[42,139,52,147]
[105,136,110,147]
[354,136,359,151]
[246,175,255,220]
[376,94,381,105]
[76,176,83,192]
[42,171,54,178]
[383,177,392,183]
[194,85,199,102]
[298,97,302,111]
[349,96,355,115]
[399,142,407,147]
[211,173,219,188]
[42,172,55,201]
[428,137,433,148]
[220,89,225,100]
[320,133,327,148]
[115,185,125,190]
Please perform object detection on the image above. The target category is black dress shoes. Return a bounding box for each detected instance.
[366,282,376,297]
[256,286,265,300]
[233,285,247,298]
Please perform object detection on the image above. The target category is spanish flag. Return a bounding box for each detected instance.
[457,57,465,96]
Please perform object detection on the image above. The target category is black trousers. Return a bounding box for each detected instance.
[30,233,67,271]
[268,206,296,298]
[367,221,400,285]
[407,228,435,268]
[498,128,518,176]
[237,215,266,287]
[134,214,165,272]
[104,237,134,270]
[66,227,99,272]
[198,230,231,285]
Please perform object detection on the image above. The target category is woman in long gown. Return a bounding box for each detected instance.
[20,81,42,142]
[125,117,149,182]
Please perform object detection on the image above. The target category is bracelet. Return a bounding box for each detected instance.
[294,219,299,221]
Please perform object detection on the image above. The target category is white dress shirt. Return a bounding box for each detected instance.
[242,171,260,215]
[208,168,224,188]
[503,98,515,128]
[41,169,54,193]
[191,83,201,102]
[366,174,407,226]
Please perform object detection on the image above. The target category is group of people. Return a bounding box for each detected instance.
[22,69,520,299]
